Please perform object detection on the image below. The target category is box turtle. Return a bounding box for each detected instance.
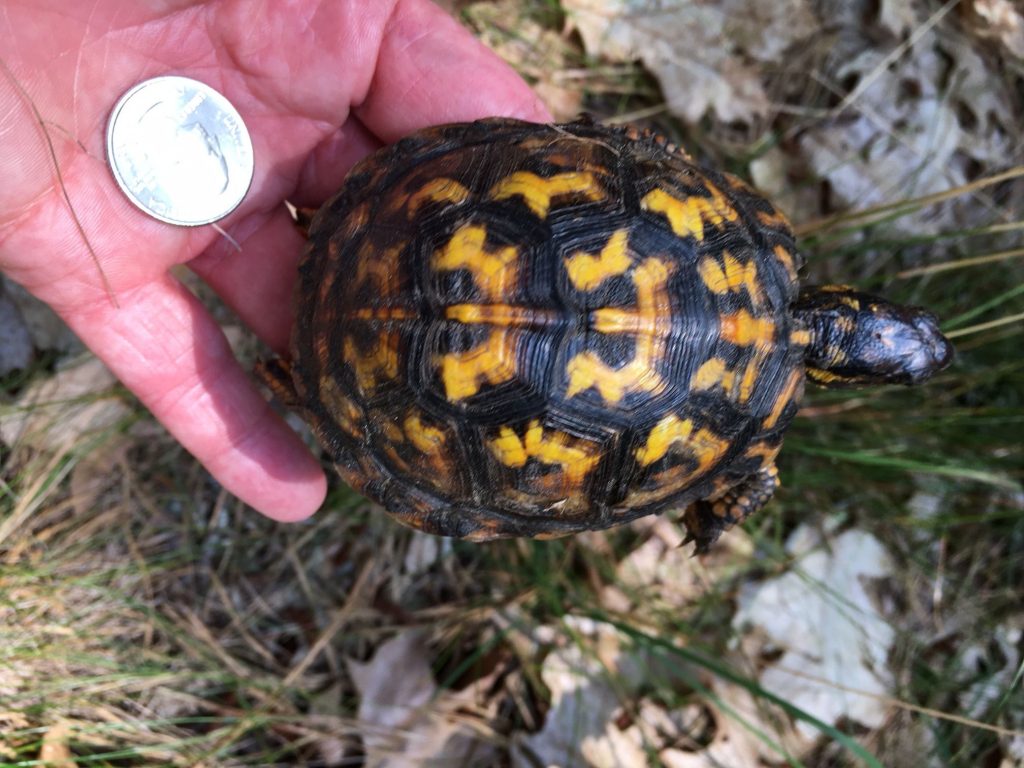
[261,118,953,552]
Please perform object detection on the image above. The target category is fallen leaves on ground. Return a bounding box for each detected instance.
[733,527,896,741]
[957,615,1024,761]
[563,0,818,125]
[969,0,1024,58]
[561,0,1020,238]
[466,0,583,120]
[0,354,129,453]
[347,629,500,767]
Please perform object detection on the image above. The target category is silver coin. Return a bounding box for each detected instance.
[106,76,254,226]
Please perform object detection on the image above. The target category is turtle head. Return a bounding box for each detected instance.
[793,285,953,388]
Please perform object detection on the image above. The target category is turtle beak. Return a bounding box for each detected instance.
[904,311,953,384]
[916,313,953,370]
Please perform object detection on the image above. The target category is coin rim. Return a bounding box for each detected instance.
[105,75,255,227]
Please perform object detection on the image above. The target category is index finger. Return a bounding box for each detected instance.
[353,0,552,141]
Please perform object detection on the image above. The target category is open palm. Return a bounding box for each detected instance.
[0,1,549,520]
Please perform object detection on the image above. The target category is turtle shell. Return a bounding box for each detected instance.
[284,118,809,540]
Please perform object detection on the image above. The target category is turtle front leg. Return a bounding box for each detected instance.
[255,357,301,409]
[683,464,779,554]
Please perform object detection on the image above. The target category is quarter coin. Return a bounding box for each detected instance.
[106,76,254,226]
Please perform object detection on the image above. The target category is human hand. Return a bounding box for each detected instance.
[0,1,550,521]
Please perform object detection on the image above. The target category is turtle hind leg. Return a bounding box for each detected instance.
[683,464,779,554]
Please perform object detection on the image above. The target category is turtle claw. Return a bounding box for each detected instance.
[681,465,780,554]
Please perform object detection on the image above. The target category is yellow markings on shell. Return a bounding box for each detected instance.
[355,244,403,294]
[764,368,804,429]
[317,376,363,439]
[640,184,738,242]
[590,303,669,335]
[635,414,728,473]
[721,309,776,347]
[488,420,599,485]
[635,414,690,466]
[566,349,665,403]
[692,358,727,390]
[405,177,471,217]
[376,408,454,494]
[433,224,518,301]
[772,244,798,282]
[789,328,812,347]
[757,207,792,230]
[353,307,415,321]
[445,304,558,328]
[691,357,734,392]
[565,229,632,291]
[690,353,759,403]
[344,333,400,393]
[439,330,517,400]
[744,440,782,470]
[565,257,671,403]
[404,413,446,454]
[698,251,761,306]
[737,352,763,402]
[839,294,861,310]
[316,239,342,306]
[489,171,601,217]
[381,421,404,443]
[382,444,412,476]
[349,202,370,230]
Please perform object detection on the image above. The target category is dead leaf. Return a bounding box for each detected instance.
[971,0,1024,58]
[384,530,454,603]
[466,1,583,120]
[879,0,921,36]
[733,528,896,742]
[563,0,819,125]
[958,615,1023,719]
[306,681,350,767]
[347,629,499,767]
[801,50,963,227]
[661,735,763,768]
[749,146,815,226]
[512,616,695,768]
[511,618,644,767]
[0,354,129,452]
[1006,733,1024,767]
[39,721,75,768]
[652,658,809,767]
[603,518,751,613]
[800,23,1014,236]
[402,530,452,578]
